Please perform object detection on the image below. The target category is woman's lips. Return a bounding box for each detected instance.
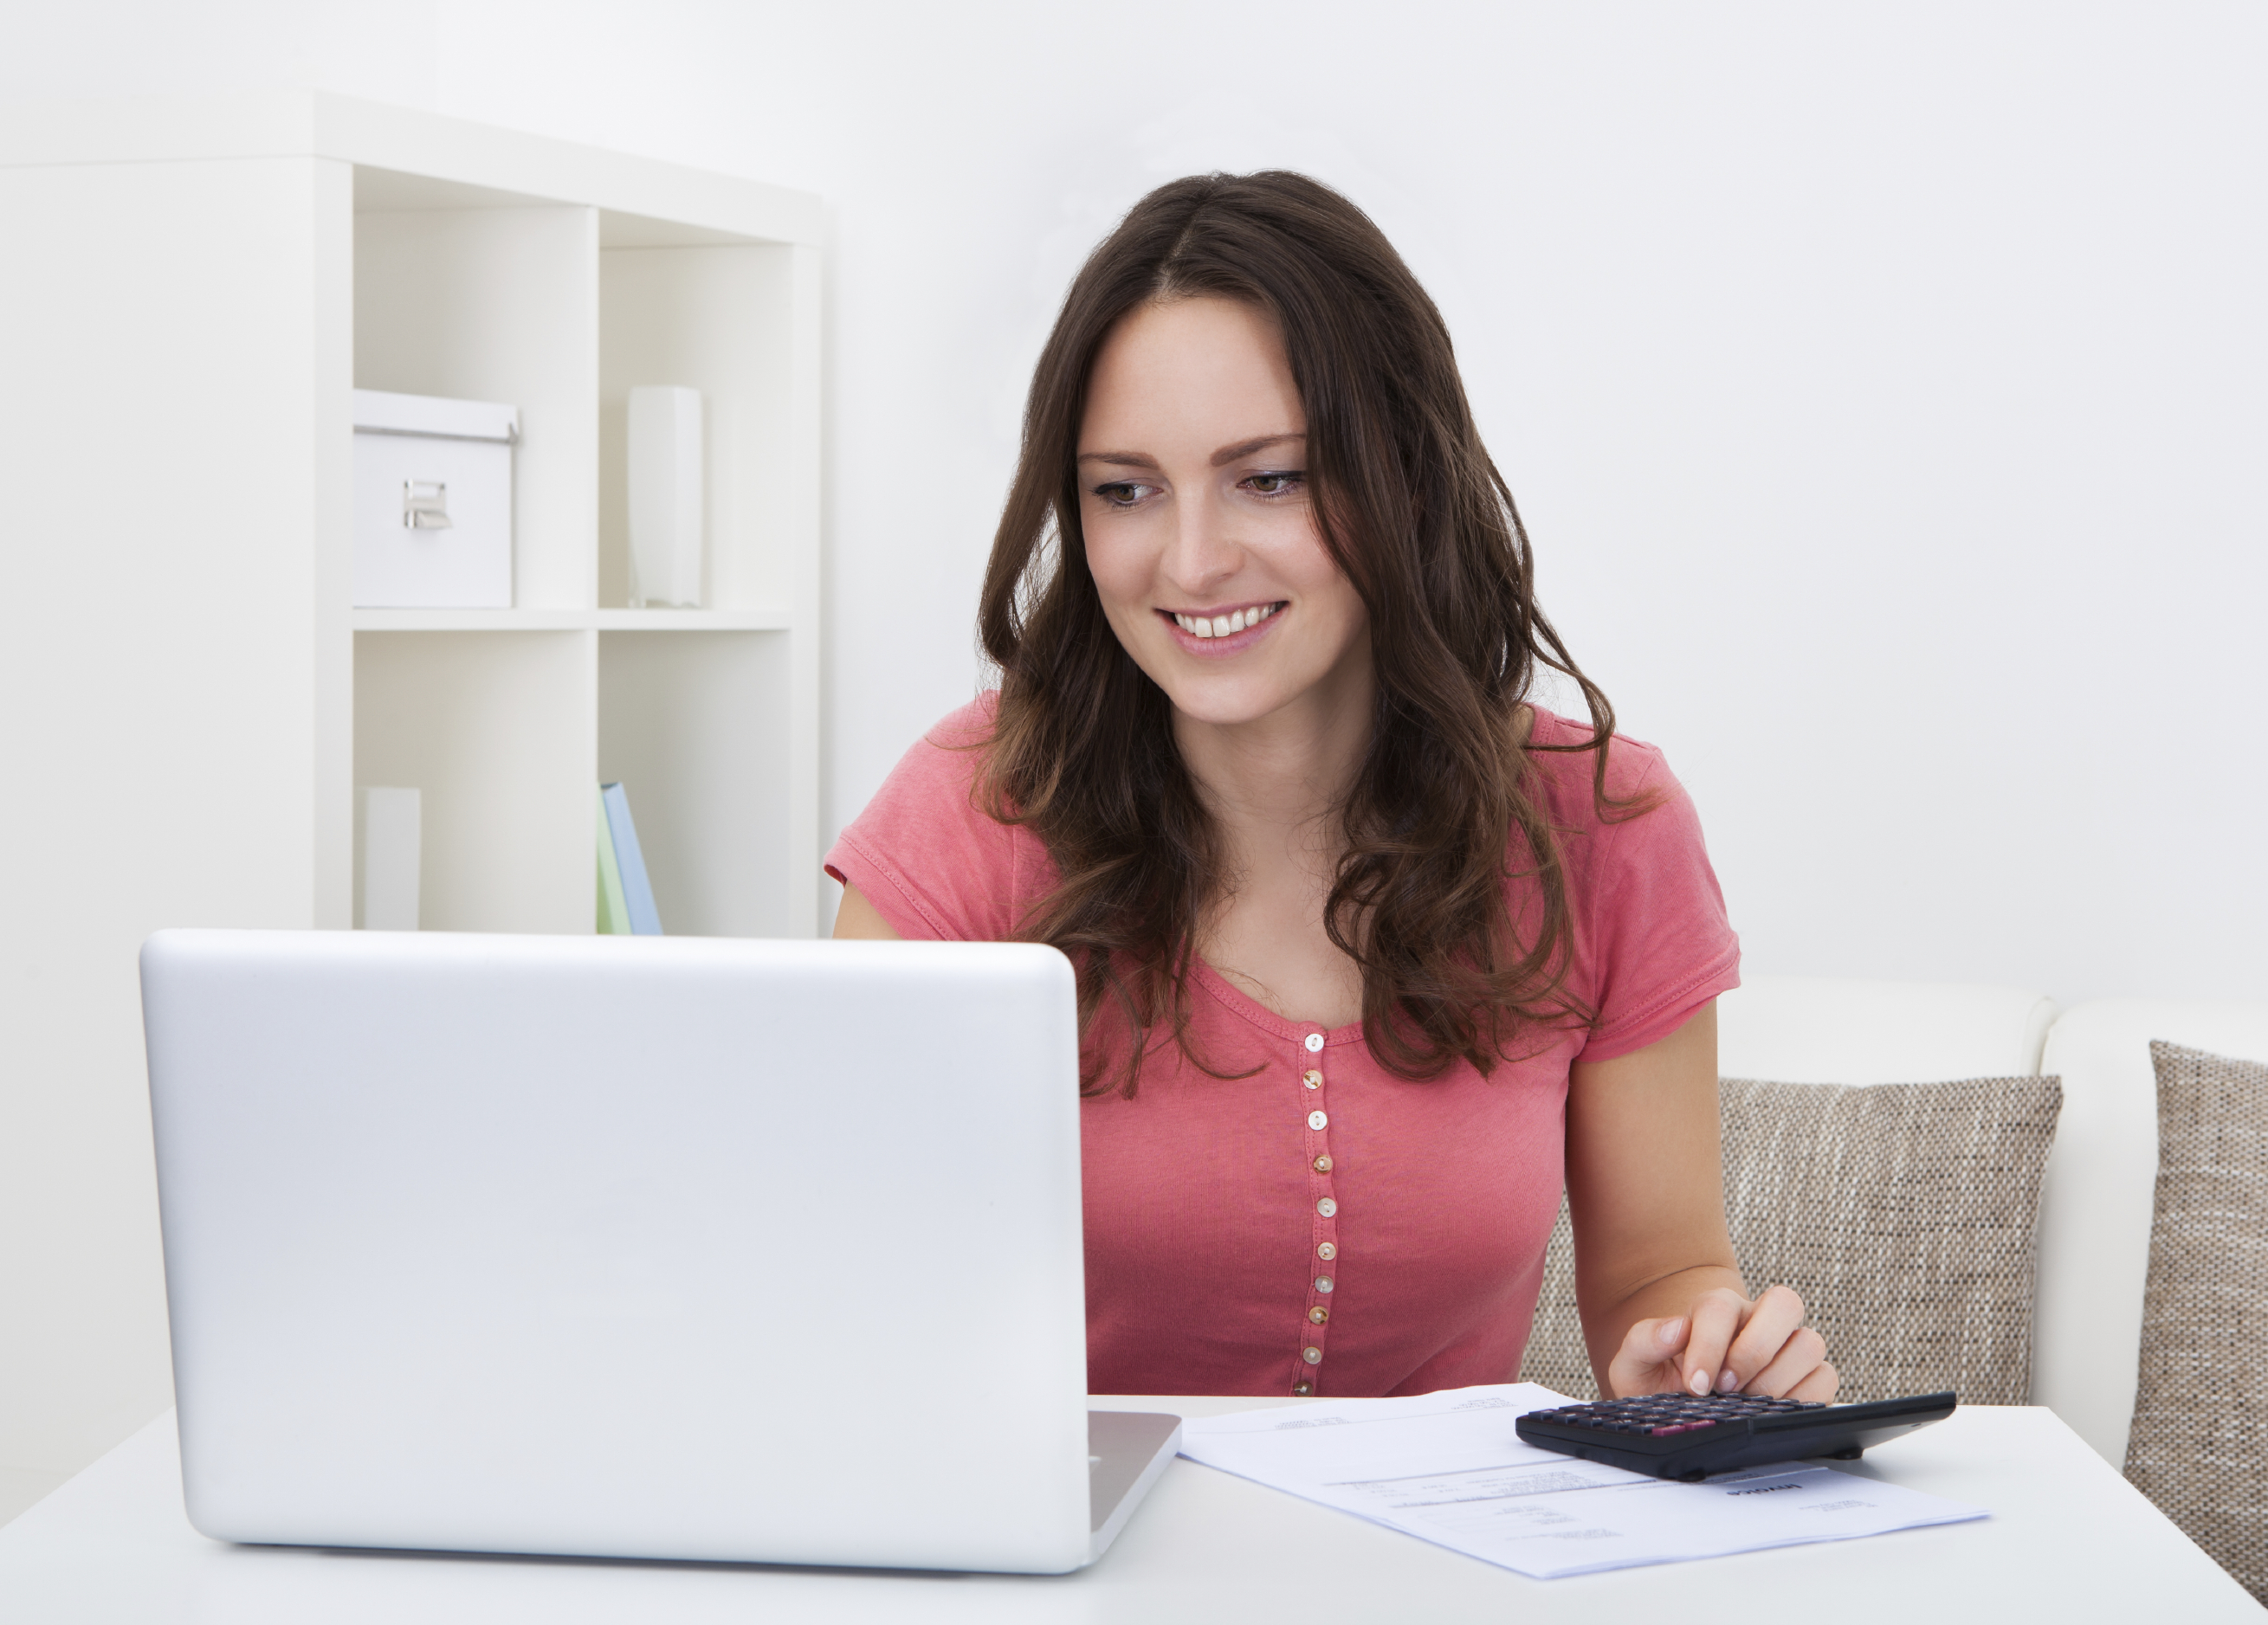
[1157,602,1286,656]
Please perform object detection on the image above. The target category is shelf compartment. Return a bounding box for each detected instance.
[598,630,791,938]
[355,630,596,934]
[354,200,599,610]
[599,242,806,612]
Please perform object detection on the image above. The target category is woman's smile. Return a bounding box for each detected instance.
[1159,599,1286,653]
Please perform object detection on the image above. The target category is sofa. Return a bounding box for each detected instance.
[1720,976,2268,1467]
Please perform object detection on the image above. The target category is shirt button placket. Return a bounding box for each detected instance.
[1295,1029,1335,1396]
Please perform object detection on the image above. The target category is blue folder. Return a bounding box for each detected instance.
[600,782,663,936]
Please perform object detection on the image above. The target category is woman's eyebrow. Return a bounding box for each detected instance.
[1210,432,1304,467]
[1075,433,1304,471]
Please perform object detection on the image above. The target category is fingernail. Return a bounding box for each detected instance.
[1689,1367,1710,1396]
[1717,1369,1740,1393]
[1660,1318,1686,1350]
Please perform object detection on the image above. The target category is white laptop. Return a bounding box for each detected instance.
[139,929,1180,1573]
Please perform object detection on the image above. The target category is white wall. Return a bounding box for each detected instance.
[2,0,2262,1499]
[15,0,2260,1000]
[480,0,2266,1006]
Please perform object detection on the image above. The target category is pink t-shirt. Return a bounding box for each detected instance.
[825,697,1739,1398]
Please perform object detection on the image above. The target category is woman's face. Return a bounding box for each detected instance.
[1076,296,1373,732]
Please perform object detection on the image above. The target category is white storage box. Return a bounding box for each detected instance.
[352,389,518,608]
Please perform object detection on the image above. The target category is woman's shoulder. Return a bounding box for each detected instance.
[922,690,1002,750]
[1517,706,1739,1059]
[1521,705,1672,819]
[825,692,1036,941]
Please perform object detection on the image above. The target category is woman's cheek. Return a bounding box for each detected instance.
[1082,524,1151,613]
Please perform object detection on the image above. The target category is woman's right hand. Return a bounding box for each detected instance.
[1606,1283,1838,1401]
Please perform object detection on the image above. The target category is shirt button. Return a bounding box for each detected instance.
[1292,1381,1314,1396]
[1304,1033,1325,1053]
[1317,1241,1338,1261]
[1312,1153,1333,1173]
[1307,1109,1328,1131]
[1315,1275,1334,1293]
[1316,1196,1338,1218]
[1302,1346,1323,1364]
[1308,1306,1329,1325]
[1302,1069,1322,1089]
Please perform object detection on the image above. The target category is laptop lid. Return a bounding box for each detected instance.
[140,929,1096,1572]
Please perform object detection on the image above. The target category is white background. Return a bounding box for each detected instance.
[3,0,2264,1527]
[10,3,2262,999]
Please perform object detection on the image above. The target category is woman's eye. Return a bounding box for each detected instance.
[1244,471,1305,498]
[1093,481,1153,507]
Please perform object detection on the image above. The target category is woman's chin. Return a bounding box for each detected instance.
[1154,672,1308,730]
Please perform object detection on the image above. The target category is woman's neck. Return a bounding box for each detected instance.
[1170,651,1376,1023]
[1171,650,1376,869]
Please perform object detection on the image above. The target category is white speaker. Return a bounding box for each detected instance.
[627,385,705,607]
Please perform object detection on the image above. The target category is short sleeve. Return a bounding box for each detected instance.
[1562,741,1741,1062]
[823,696,1032,942]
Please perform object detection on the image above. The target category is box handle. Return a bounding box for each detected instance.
[402,480,454,531]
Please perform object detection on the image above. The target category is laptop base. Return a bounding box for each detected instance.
[1089,1411,1183,1564]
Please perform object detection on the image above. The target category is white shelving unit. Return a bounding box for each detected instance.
[346,117,820,938]
[0,91,820,1498]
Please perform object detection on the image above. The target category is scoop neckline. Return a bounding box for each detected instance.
[1189,956,1369,1049]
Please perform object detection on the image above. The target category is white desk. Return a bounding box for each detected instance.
[0,1399,2252,1622]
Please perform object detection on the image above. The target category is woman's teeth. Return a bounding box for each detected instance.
[1173,603,1279,640]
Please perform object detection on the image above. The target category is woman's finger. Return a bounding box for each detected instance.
[1720,1284,1807,1392]
[1640,1314,1690,1363]
[1605,1315,1689,1396]
[1741,1325,1828,1398]
[1786,1358,1840,1404]
[1680,1288,1746,1396]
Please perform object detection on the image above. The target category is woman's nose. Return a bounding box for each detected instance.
[1164,489,1242,595]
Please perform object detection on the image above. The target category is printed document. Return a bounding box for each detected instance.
[1177,1383,1985,1579]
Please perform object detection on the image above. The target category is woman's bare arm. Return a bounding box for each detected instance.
[1566,1002,1837,1401]
[831,882,904,940]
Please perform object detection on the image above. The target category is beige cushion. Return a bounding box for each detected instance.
[2033,999,2268,1465]
[2123,1041,2268,1602]
[1521,1075,2063,1403]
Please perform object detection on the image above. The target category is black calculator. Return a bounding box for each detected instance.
[1515,1390,1958,1481]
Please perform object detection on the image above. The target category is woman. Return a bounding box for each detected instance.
[828,171,1837,1405]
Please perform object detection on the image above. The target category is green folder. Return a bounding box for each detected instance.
[597,786,631,934]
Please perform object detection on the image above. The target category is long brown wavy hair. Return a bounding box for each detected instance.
[977,171,1638,1097]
